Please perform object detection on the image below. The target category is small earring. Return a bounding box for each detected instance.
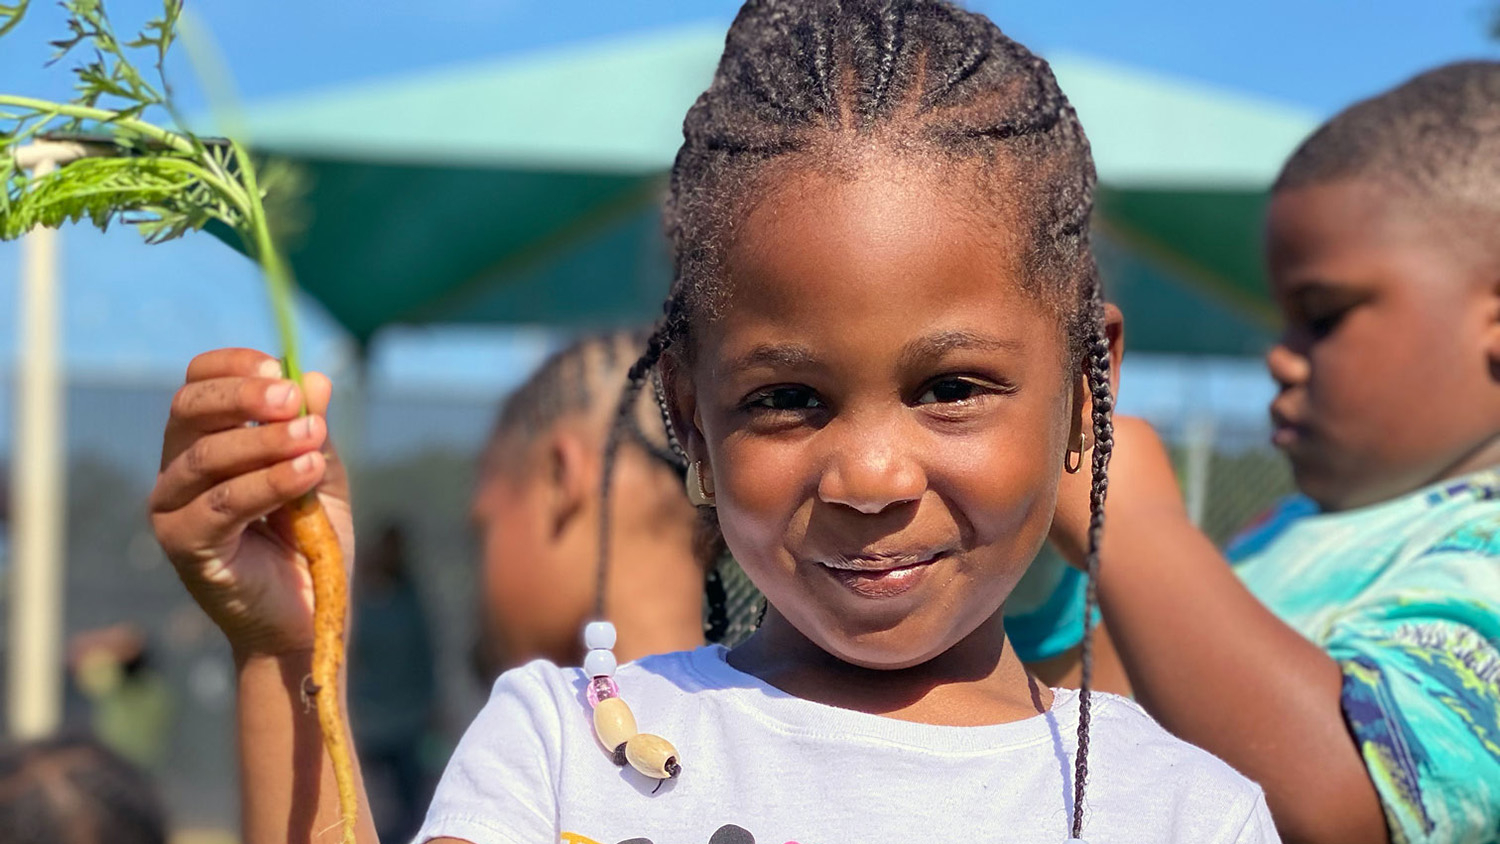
[1064,434,1084,475]
[686,460,716,507]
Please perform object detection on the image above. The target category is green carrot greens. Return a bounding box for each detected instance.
[0,0,306,380]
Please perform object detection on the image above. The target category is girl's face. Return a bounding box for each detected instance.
[674,158,1080,670]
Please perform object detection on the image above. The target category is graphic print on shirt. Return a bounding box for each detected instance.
[562,823,800,844]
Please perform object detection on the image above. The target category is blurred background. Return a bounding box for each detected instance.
[1,1,1497,840]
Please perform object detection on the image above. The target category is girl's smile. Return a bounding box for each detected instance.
[807,547,956,600]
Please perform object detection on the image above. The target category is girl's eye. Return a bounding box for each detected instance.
[916,378,991,405]
[746,386,823,411]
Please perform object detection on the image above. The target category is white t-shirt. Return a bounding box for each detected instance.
[417,646,1277,844]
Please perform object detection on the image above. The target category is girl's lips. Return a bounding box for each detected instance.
[817,553,944,599]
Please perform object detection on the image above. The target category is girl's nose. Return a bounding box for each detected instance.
[816,435,926,515]
[1265,342,1310,390]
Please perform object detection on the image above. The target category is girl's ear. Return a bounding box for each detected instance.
[658,351,708,463]
[1103,302,1125,395]
[1072,303,1126,450]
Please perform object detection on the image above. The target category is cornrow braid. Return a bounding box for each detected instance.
[651,368,687,465]
[595,300,690,620]
[1072,280,1115,838]
[597,1,1112,834]
[487,331,648,458]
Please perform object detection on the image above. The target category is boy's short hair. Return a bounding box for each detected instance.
[0,735,167,844]
[1275,61,1500,218]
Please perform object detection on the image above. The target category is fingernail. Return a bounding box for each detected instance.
[266,382,294,408]
[257,359,282,378]
[289,416,313,439]
[293,452,316,473]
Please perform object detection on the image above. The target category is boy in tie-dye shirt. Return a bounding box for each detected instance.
[1227,475,1500,841]
[1047,61,1500,844]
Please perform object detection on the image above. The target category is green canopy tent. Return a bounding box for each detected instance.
[234,25,1319,355]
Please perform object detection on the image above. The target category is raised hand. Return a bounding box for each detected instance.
[149,347,352,658]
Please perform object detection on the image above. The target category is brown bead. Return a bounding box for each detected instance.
[624,733,681,779]
[592,696,638,752]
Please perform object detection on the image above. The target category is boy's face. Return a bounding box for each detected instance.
[1264,179,1500,511]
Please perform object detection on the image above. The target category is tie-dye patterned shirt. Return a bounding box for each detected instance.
[1227,471,1500,844]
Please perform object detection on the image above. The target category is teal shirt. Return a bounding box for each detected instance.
[1005,544,1090,663]
[1227,472,1500,844]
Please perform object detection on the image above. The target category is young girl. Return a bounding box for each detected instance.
[148,2,1276,842]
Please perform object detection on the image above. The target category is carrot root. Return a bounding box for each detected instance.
[289,492,357,844]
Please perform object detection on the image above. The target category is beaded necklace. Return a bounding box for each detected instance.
[583,372,690,785]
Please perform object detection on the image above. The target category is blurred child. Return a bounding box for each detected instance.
[66,624,173,772]
[1051,62,1500,844]
[0,735,167,844]
[349,523,437,843]
[468,331,710,672]
[150,3,1273,842]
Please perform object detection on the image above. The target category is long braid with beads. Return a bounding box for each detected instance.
[596,0,1114,833]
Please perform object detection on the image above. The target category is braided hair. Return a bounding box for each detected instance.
[486,331,667,461]
[597,1,1112,834]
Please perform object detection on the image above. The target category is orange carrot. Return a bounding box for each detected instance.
[289,491,357,844]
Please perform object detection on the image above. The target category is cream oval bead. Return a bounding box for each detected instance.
[624,733,681,779]
[591,697,637,752]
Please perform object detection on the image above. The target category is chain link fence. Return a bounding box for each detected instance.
[0,371,1293,837]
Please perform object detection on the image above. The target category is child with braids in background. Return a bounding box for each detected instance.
[148,2,1275,842]
[1049,62,1500,844]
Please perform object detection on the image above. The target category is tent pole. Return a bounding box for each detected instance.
[7,141,95,739]
[329,337,369,493]
[8,155,65,739]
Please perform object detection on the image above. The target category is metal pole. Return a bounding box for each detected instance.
[8,153,65,739]
[1184,411,1215,529]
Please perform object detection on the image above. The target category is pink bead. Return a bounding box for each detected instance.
[586,676,619,708]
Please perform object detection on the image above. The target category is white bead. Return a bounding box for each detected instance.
[584,621,617,650]
[583,648,617,678]
[579,620,615,653]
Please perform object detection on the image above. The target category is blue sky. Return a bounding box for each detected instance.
[1,0,1497,419]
